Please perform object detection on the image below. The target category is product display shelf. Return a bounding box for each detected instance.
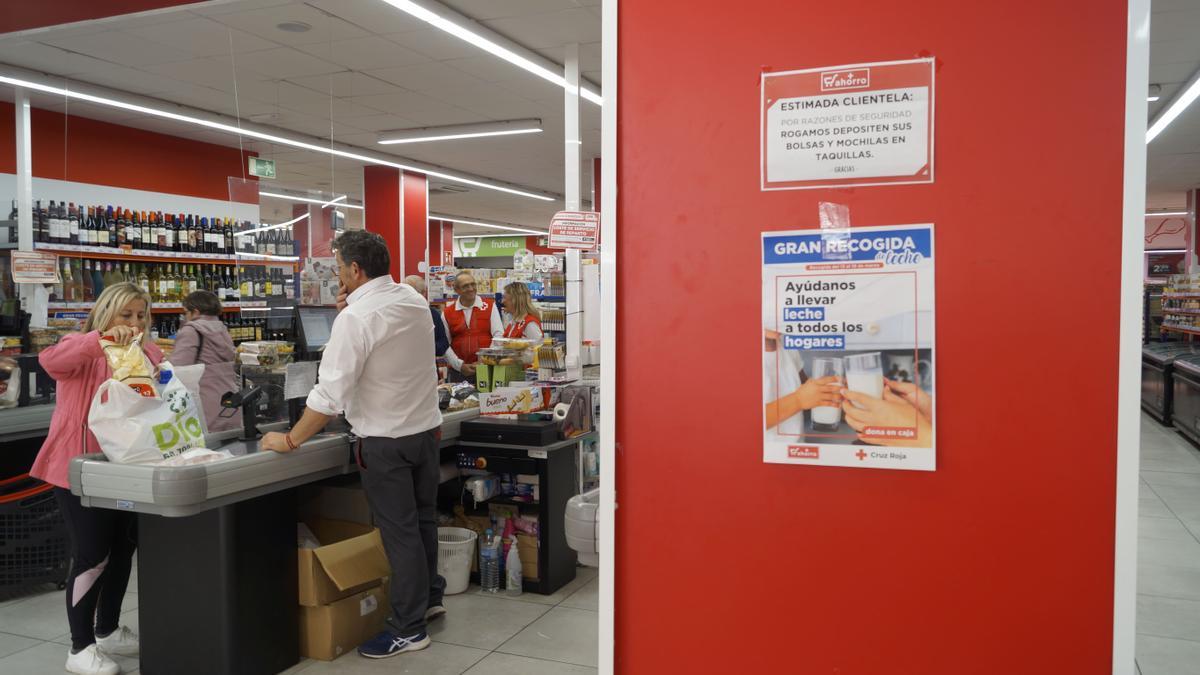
[1163,294,1200,300]
[47,301,266,313]
[1164,308,1200,316]
[1161,324,1200,336]
[34,242,297,267]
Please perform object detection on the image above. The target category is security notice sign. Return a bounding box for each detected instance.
[549,211,599,250]
[762,224,936,471]
[761,58,934,190]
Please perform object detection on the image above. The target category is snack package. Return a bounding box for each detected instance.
[100,333,157,397]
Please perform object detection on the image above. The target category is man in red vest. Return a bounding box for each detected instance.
[442,271,502,380]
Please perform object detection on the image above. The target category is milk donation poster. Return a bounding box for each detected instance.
[762,224,936,471]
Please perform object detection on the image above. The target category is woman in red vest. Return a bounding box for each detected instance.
[501,282,543,340]
[442,271,502,379]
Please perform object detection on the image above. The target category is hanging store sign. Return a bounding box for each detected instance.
[548,211,599,250]
[10,251,60,284]
[453,236,527,258]
[761,58,934,190]
[761,224,936,471]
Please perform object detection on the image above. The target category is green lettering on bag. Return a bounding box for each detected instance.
[183,417,203,440]
[153,422,181,451]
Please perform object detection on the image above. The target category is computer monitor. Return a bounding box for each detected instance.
[295,306,338,354]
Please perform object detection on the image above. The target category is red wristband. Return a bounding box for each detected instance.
[284,433,298,450]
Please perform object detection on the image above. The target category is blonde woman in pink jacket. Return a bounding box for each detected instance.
[31,282,161,675]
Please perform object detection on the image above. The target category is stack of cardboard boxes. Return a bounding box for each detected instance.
[297,482,392,661]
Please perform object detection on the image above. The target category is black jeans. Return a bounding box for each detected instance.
[358,429,446,637]
[54,488,137,651]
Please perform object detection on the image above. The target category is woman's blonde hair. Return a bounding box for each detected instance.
[83,282,152,333]
[504,282,541,322]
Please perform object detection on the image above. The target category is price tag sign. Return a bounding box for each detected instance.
[10,251,60,284]
[761,58,934,190]
[548,211,599,250]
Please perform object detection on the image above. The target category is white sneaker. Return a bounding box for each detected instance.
[65,644,120,675]
[96,626,139,657]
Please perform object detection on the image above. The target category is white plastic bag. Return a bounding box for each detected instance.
[88,370,207,465]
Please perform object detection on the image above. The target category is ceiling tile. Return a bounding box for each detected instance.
[0,42,120,76]
[190,0,297,17]
[306,0,432,35]
[535,41,602,72]
[366,61,484,91]
[1149,61,1196,85]
[238,47,343,79]
[1150,40,1200,68]
[493,76,565,102]
[1151,11,1200,44]
[293,36,431,72]
[424,83,544,119]
[277,96,389,120]
[442,55,541,83]
[481,9,601,50]
[343,113,423,132]
[348,90,466,114]
[441,0,582,20]
[131,17,279,57]
[39,31,196,68]
[385,29,482,61]
[206,3,370,46]
[287,71,402,98]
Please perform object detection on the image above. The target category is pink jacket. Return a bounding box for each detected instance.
[30,330,163,489]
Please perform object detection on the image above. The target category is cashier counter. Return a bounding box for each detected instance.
[64,409,481,675]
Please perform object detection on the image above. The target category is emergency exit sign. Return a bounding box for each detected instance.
[248,157,276,179]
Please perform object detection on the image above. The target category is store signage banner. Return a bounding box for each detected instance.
[11,251,60,284]
[453,236,527,258]
[548,211,599,250]
[762,224,936,471]
[761,58,934,190]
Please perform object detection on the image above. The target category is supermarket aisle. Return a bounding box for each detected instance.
[1138,413,1200,674]
[0,565,599,674]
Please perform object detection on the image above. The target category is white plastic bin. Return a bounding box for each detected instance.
[565,488,600,567]
[437,527,478,595]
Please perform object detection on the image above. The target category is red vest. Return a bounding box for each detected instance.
[503,314,542,339]
[445,298,495,364]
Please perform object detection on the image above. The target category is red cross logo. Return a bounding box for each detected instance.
[855,449,867,461]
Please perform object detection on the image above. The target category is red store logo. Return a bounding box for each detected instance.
[820,68,870,92]
[788,445,819,459]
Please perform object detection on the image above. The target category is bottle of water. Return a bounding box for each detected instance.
[480,529,501,593]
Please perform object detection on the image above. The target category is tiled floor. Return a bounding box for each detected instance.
[0,563,599,674]
[1139,412,1200,674]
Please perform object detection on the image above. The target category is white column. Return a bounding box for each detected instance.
[564,43,583,366]
[15,88,32,251]
[564,43,582,212]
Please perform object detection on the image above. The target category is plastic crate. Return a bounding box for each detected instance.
[0,474,69,589]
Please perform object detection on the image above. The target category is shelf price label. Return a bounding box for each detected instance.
[761,58,934,190]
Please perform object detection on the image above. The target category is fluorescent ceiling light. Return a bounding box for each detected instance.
[260,191,364,210]
[1148,70,1200,143]
[0,73,554,202]
[1146,249,1187,253]
[379,119,542,145]
[1149,96,1161,102]
[1146,211,1189,216]
[378,0,602,106]
[319,195,347,208]
[435,214,546,235]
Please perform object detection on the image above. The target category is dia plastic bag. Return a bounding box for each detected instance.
[88,366,207,465]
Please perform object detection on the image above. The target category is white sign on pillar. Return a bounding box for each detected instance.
[564,43,583,367]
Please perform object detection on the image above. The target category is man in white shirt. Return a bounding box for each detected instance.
[261,231,445,660]
[441,271,503,380]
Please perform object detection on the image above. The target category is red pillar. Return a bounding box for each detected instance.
[402,171,428,277]
[428,218,443,267]
[363,166,428,280]
[292,203,335,260]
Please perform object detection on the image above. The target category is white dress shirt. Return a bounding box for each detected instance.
[442,296,503,371]
[306,275,442,438]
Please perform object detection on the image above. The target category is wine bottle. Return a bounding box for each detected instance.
[224,218,234,256]
[141,211,153,251]
[137,264,151,297]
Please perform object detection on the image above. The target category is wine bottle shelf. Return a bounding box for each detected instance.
[34,242,298,266]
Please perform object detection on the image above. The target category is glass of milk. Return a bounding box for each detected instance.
[844,352,884,408]
[809,357,843,431]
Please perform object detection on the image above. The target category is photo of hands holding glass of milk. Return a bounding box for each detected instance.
[802,349,934,449]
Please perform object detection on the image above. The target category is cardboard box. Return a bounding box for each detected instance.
[300,579,390,661]
[517,533,539,581]
[299,519,391,607]
[299,482,373,526]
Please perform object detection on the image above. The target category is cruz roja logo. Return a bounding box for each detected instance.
[820,68,870,92]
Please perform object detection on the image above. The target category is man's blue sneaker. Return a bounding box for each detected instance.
[357,630,431,659]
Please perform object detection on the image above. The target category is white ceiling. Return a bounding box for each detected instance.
[0,0,602,234]
[1147,0,1200,209]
